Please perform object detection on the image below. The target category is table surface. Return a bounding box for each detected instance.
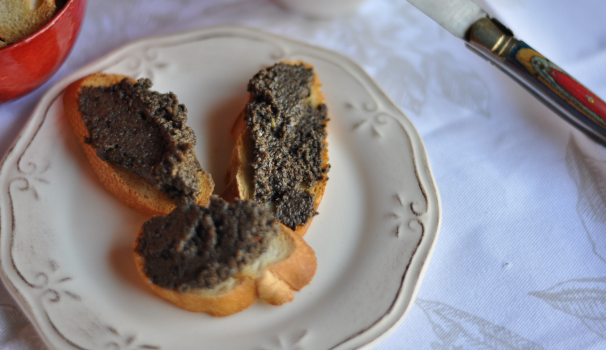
[2,0,606,349]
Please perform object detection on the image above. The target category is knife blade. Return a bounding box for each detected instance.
[407,0,606,146]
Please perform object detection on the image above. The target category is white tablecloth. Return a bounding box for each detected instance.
[1,0,606,348]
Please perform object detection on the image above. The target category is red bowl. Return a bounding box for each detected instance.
[0,0,86,103]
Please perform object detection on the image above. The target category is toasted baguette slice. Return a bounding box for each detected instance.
[133,197,317,317]
[0,0,57,47]
[64,73,214,216]
[223,61,329,236]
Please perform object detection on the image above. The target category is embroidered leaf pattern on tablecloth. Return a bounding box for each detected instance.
[531,136,606,339]
[417,299,545,350]
[565,136,606,263]
[530,278,606,338]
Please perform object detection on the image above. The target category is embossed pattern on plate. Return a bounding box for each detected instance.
[0,26,441,350]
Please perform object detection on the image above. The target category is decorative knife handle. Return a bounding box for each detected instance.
[511,44,606,125]
[467,18,606,145]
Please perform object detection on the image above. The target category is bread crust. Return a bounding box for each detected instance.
[134,252,259,317]
[223,61,329,236]
[269,229,317,291]
[63,73,214,216]
[134,223,316,316]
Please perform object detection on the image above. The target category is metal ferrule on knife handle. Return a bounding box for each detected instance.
[466,17,606,145]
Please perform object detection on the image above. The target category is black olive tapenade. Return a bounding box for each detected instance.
[246,62,329,229]
[78,78,202,200]
[137,196,280,292]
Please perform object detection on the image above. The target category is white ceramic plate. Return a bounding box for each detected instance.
[0,26,440,350]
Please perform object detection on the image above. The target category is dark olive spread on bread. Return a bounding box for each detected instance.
[78,78,202,200]
[274,189,316,231]
[246,62,329,229]
[136,196,280,292]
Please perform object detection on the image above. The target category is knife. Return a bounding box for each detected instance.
[407,0,606,146]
